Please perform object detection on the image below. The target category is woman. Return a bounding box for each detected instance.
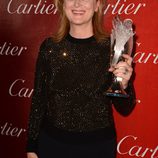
[26,0,135,157]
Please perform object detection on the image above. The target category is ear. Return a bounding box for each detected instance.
[95,0,100,12]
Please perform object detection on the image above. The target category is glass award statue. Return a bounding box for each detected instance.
[106,16,135,98]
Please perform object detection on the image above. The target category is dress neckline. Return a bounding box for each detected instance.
[66,33,96,44]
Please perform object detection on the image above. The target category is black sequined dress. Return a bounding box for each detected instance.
[26,34,135,154]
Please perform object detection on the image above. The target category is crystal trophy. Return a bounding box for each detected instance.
[106,16,134,98]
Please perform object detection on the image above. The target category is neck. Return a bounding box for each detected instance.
[69,23,93,38]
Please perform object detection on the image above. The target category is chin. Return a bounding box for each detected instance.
[70,18,91,26]
[69,18,83,24]
[71,21,85,25]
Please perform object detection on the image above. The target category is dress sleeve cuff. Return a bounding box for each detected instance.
[26,139,38,154]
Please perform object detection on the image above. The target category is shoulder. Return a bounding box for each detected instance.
[38,37,65,61]
[98,36,110,46]
[39,36,65,51]
[96,36,110,51]
[96,36,111,60]
[39,37,60,57]
[39,37,55,51]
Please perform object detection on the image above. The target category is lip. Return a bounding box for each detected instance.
[72,10,85,14]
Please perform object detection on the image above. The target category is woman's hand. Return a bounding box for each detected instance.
[108,54,133,89]
[27,152,38,158]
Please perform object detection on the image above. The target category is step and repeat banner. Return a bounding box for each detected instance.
[0,0,158,158]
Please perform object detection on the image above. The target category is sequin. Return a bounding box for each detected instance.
[27,34,135,147]
[63,52,68,56]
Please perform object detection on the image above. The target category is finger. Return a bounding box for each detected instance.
[122,54,133,65]
[114,62,132,71]
[113,71,132,81]
[113,67,133,77]
[113,69,132,76]
[115,65,133,73]
[108,67,115,72]
[108,64,116,72]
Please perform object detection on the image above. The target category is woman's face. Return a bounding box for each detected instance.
[63,0,100,27]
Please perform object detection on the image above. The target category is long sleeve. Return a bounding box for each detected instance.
[112,79,136,116]
[26,39,48,153]
[25,34,136,147]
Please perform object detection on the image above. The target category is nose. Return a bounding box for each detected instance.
[74,0,82,7]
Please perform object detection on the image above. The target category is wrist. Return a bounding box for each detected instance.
[123,83,128,90]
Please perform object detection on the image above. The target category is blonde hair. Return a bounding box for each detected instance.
[52,0,108,42]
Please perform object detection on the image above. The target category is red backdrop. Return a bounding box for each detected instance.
[0,0,158,158]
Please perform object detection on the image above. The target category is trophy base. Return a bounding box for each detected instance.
[106,91,129,98]
[105,81,129,98]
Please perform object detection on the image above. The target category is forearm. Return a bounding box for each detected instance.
[112,81,136,116]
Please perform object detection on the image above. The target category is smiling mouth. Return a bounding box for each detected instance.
[72,10,85,15]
